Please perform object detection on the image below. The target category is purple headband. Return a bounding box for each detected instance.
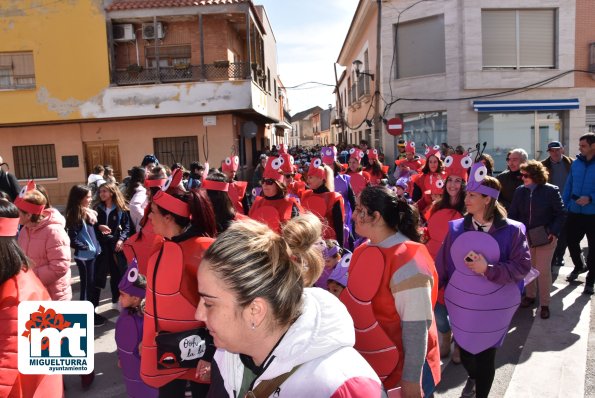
[466,162,500,200]
[118,259,146,299]
[323,244,340,260]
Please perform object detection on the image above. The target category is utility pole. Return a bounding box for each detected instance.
[373,0,382,150]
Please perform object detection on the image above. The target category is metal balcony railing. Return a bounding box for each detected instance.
[113,62,252,86]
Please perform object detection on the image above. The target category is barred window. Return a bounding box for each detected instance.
[0,52,36,90]
[146,45,191,68]
[13,144,57,179]
[153,136,199,169]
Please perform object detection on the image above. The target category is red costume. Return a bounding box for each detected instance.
[141,238,214,388]
[249,196,299,232]
[300,189,344,241]
[0,270,63,398]
[123,219,164,275]
[340,241,441,391]
[221,154,247,214]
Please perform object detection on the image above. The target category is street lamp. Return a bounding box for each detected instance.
[352,59,374,81]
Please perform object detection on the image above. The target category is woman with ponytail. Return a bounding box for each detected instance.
[141,169,217,397]
[195,214,384,397]
[340,185,441,397]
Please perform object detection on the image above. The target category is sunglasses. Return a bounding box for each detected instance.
[263,179,277,185]
[284,174,295,178]
[520,173,531,178]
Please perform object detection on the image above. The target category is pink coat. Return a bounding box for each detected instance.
[17,208,72,301]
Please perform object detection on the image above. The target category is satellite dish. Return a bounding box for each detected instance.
[242,121,258,138]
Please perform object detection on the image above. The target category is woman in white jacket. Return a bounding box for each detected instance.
[195,216,385,398]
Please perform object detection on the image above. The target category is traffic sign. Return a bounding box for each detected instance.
[387,117,403,136]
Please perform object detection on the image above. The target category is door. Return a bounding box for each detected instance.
[84,141,122,182]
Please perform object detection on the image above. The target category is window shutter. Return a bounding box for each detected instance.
[519,10,555,67]
[482,10,517,68]
[396,15,446,79]
[586,107,595,125]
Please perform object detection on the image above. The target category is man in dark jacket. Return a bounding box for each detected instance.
[497,148,527,210]
[541,141,573,267]
[0,156,20,201]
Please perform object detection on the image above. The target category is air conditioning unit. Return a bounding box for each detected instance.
[142,22,165,40]
[113,24,135,41]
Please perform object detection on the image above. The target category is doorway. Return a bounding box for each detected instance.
[84,141,122,182]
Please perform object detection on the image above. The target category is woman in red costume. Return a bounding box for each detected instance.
[365,148,389,186]
[249,156,301,232]
[141,169,217,397]
[123,167,167,275]
[412,145,445,214]
[345,148,370,196]
[340,186,440,397]
[0,199,63,398]
[301,159,345,248]
[221,154,248,215]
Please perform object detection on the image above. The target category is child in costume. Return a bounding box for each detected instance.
[327,252,351,298]
[314,239,342,289]
[116,260,158,398]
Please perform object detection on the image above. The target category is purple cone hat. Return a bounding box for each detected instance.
[466,143,499,199]
[328,252,352,287]
[118,258,146,299]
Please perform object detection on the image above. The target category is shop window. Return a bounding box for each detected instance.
[13,144,57,179]
[402,111,447,154]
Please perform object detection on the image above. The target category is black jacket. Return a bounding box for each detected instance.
[496,169,523,210]
[0,169,20,201]
[93,204,132,248]
[541,155,573,184]
[508,183,566,237]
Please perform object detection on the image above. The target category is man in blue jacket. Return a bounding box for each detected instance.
[563,133,595,294]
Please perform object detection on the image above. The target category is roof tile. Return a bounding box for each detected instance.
[106,0,250,12]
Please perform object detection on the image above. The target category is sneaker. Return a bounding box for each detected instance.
[111,302,120,311]
[583,286,594,295]
[94,314,107,327]
[461,377,476,398]
[540,306,550,319]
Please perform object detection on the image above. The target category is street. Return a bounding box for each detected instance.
[64,242,594,398]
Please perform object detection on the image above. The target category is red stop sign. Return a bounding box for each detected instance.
[387,117,403,136]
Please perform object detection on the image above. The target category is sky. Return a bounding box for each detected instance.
[256,0,359,116]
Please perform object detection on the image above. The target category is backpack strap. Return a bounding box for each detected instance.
[246,365,301,398]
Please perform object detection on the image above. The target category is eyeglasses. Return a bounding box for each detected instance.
[520,173,531,179]
[284,174,295,178]
[263,179,277,185]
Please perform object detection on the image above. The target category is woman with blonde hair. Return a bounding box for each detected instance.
[509,160,565,319]
[195,216,384,397]
[16,181,72,301]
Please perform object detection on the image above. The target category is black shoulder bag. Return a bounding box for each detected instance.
[152,245,215,369]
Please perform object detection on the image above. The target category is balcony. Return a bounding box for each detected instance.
[113,62,252,86]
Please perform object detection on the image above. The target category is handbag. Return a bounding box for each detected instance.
[527,225,550,248]
[151,246,215,370]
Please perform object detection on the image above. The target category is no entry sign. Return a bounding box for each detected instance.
[387,117,403,136]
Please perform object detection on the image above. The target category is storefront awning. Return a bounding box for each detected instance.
[473,98,579,112]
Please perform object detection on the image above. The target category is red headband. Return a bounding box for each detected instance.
[308,166,326,180]
[0,217,19,236]
[202,180,229,192]
[14,197,45,215]
[152,190,190,218]
[145,178,167,188]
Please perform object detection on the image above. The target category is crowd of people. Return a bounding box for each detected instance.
[0,132,593,398]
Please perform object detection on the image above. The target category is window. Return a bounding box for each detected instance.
[395,15,445,79]
[13,144,57,179]
[401,111,447,155]
[0,52,36,90]
[153,136,199,169]
[482,9,556,69]
[145,45,191,68]
[587,106,595,132]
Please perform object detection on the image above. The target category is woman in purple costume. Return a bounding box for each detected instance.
[435,160,531,398]
[115,260,158,398]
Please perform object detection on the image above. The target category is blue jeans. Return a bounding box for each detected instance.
[434,302,451,334]
[75,258,96,304]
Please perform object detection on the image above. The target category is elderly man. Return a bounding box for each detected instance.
[497,148,527,210]
[542,141,573,267]
[563,133,595,295]
[0,156,20,201]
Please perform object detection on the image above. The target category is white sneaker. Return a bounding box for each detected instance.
[111,302,120,311]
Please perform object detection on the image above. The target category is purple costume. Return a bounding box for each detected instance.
[435,159,531,354]
[334,173,353,247]
[116,260,158,398]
